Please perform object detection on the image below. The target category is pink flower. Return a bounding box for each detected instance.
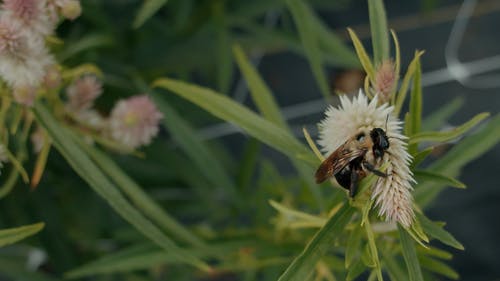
[109,95,163,148]
[66,75,102,111]
[373,60,397,103]
[0,17,53,89]
[2,0,55,35]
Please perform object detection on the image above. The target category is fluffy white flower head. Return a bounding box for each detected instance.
[109,95,163,149]
[317,90,415,227]
[0,17,53,89]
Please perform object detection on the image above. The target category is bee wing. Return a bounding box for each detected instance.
[315,145,366,184]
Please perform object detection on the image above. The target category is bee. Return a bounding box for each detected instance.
[315,128,390,197]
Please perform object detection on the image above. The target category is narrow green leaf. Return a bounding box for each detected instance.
[152,95,240,205]
[345,223,363,268]
[269,200,326,225]
[66,242,242,278]
[411,147,433,168]
[398,225,424,281]
[286,0,330,99]
[303,127,324,161]
[368,0,389,64]
[153,78,318,166]
[422,97,464,131]
[391,30,401,86]
[0,222,44,247]
[383,254,408,281]
[419,256,459,280]
[214,1,233,94]
[416,114,500,206]
[407,56,422,154]
[277,204,355,281]
[409,112,490,144]
[33,102,209,271]
[417,213,464,250]
[348,28,375,80]
[58,34,113,61]
[80,143,206,248]
[233,44,286,127]
[394,50,425,116]
[364,220,383,281]
[346,259,367,281]
[133,0,168,29]
[417,246,453,260]
[414,170,465,189]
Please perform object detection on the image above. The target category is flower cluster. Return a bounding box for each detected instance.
[318,90,415,227]
[0,0,81,106]
[56,75,163,150]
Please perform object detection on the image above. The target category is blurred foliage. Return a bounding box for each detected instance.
[1,0,499,281]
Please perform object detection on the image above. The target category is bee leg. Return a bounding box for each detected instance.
[363,162,388,177]
[349,169,359,197]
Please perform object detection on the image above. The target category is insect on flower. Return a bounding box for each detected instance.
[317,91,416,226]
[315,126,391,197]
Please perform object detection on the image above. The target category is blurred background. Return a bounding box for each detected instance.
[1,0,499,280]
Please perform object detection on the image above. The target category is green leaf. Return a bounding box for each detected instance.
[0,222,44,247]
[409,112,490,144]
[346,224,363,268]
[152,95,240,205]
[80,143,206,248]
[415,114,500,206]
[214,1,233,94]
[394,50,424,116]
[233,44,286,127]
[153,78,318,166]
[133,0,168,29]
[346,259,367,281]
[417,246,453,260]
[411,147,433,168]
[58,34,113,62]
[348,28,375,80]
[398,225,424,281]
[286,0,330,99]
[419,256,459,279]
[407,56,422,154]
[417,213,464,250]
[414,170,465,189]
[422,97,464,131]
[383,254,408,281]
[368,0,389,64]
[277,204,355,281]
[269,200,326,228]
[33,102,209,271]
[66,242,242,278]
[364,220,383,281]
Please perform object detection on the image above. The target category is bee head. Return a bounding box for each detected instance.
[370,128,389,158]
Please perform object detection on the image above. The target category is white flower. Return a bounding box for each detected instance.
[108,95,163,149]
[317,90,415,227]
[0,17,53,89]
[65,75,102,111]
[2,0,56,36]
